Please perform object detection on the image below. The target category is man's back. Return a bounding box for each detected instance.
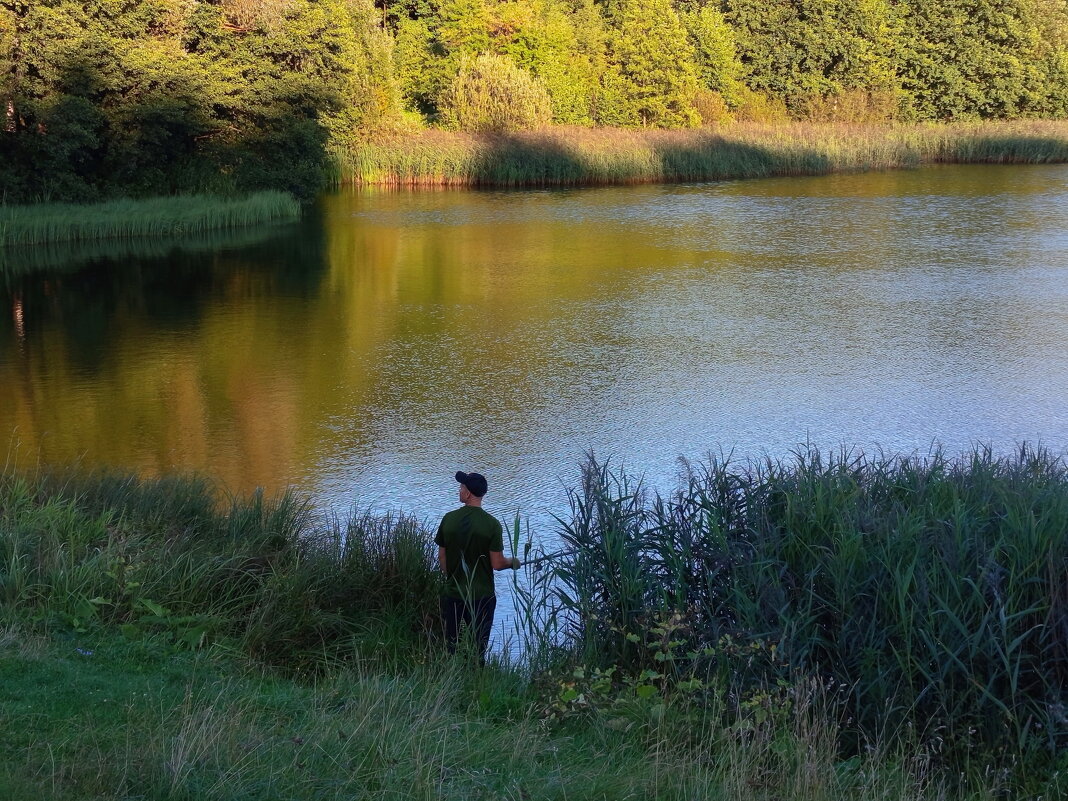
[435,505,504,600]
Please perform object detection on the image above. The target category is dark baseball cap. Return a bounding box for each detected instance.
[455,471,488,497]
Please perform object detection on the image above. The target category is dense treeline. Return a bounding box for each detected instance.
[3,0,1068,201]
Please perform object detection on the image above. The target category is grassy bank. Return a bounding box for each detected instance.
[0,192,301,249]
[334,121,1068,187]
[2,448,1067,798]
[0,627,954,801]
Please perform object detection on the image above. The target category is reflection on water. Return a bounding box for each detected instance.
[2,165,1068,531]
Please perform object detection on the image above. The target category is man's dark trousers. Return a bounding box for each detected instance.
[440,595,496,665]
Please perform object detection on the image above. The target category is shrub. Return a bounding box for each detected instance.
[693,89,732,125]
[732,87,790,123]
[438,52,553,132]
[798,89,901,124]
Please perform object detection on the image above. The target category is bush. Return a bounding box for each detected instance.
[693,89,732,125]
[732,87,790,123]
[438,53,553,133]
[798,89,902,124]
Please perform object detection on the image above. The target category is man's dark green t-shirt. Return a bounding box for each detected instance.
[435,505,504,600]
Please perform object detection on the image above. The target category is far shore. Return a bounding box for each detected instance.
[334,120,1068,188]
[4,121,1067,258]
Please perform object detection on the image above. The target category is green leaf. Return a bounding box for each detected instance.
[138,599,168,618]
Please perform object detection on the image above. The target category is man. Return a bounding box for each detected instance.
[436,470,521,663]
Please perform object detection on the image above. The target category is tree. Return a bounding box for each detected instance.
[680,4,744,106]
[893,0,1048,119]
[598,0,700,127]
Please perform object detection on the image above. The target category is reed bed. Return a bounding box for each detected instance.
[0,223,295,279]
[334,121,1068,187]
[0,191,301,249]
[519,445,1068,787]
[0,468,439,670]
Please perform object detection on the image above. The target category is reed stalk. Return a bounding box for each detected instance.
[517,445,1068,775]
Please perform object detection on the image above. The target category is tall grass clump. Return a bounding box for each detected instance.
[521,446,1068,788]
[0,191,301,249]
[0,468,439,671]
[333,121,1068,188]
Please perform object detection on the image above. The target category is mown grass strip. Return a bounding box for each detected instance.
[0,192,302,248]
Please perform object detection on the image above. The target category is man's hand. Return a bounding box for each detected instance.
[509,557,522,570]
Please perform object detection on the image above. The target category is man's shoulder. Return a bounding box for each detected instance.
[472,506,501,522]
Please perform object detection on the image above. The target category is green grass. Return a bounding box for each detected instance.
[0,469,439,671]
[332,121,1068,187]
[0,223,298,278]
[0,192,301,249]
[3,452,1067,798]
[0,626,964,801]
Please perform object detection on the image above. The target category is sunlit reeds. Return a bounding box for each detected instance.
[0,192,301,248]
[333,121,1068,187]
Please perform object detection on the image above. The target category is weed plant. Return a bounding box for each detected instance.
[0,192,301,249]
[518,446,1068,788]
[333,121,1068,188]
[0,223,296,279]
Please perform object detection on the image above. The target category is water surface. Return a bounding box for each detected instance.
[3,165,1067,532]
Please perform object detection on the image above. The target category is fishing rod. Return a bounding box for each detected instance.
[520,548,579,569]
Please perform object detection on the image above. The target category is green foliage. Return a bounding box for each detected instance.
[0,469,440,671]
[893,0,1053,119]
[4,0,1068,199]
[438,52,553,131]
[0,0,399,202]
[724,0,900,116]
[681,5,744,109]
[598,0,700,127]
[492,0,599,125]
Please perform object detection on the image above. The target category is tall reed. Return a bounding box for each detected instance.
[519,446,1068,775]
[333,121,1068,188]
[0,468,439,670]
[0,191,301,249]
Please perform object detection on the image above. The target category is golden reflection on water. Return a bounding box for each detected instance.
[2,165,1067,511]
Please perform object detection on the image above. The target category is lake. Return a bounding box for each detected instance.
[3,164,1068,538]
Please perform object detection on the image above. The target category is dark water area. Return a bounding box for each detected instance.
[3,165,1068,537]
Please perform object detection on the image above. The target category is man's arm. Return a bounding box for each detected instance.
[438,547,447,573]
[490,551,521,571]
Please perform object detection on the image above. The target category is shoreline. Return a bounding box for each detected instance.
[333,120,1068,188]
[0,191,302,253]
[4,120,1067,257]
[2,445,1066,799]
